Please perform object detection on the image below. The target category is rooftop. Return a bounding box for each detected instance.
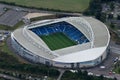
[12,17,110,62]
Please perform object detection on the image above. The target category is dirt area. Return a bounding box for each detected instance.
[24,12,54,19]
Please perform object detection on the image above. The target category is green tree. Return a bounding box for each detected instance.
[113,77,117,80]
[110,23,115,29]
[100,13,107,22]
[110,2,115,11]
[108,14,113,19]
[117,15,120,20]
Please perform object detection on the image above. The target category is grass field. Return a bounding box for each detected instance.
[40,33,77,50]
[0,0,90,12]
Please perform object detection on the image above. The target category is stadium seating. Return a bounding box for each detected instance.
[30,21,89,44]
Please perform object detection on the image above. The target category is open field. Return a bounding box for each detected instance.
[40,33,77,50]
[0,0,90,12]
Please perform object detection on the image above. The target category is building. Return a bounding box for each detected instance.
[11,17,110,68]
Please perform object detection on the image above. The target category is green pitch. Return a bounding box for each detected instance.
[0,0,90,12]
[40,33,77,50]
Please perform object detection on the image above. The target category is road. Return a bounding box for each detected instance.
[57,69,65,80]
[86,40,120,80]
[0,3,82,17]
[56,40,120,80]
[86,53,120,79]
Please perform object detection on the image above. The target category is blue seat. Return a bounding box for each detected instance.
[39,28,47,35]
[30,21,89,44]
[46,27,54,33]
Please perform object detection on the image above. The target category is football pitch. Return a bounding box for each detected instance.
[0,0,90,12]
[40,33,77,50]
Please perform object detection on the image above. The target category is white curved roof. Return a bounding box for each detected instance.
[53,47,106,63]
[12,17,110,63]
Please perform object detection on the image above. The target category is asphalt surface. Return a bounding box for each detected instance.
[86,41,120,80]
[57,69,65,80]
[0,10,27,27]
[0,4,5,16]
[87,52,119,79]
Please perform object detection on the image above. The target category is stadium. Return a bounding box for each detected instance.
[11,17,110,68]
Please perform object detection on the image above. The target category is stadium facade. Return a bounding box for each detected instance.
[11,17,110,68]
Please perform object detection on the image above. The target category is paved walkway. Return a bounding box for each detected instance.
[57,69,65,80]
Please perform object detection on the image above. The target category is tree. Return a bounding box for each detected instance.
[108,14,113,19]
[100,13,107,22]
[113,77,117,80]
[117,15,120,20]
[95,12,101,20]
[95,12,106,22]
[110,2,115,11]
[110,23,115,29]
[85,0,102,16]
[99,75,104,80]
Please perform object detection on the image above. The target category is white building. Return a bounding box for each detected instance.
[11,17,110,68]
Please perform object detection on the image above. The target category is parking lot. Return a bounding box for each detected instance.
[0,4,6,16]
[0,10,27,27]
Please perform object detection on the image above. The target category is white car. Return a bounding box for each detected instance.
[88,72,94,75]
[100,66,106,69]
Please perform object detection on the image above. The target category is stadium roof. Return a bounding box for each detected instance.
[12,17,110,62]
[53,47,106,63]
